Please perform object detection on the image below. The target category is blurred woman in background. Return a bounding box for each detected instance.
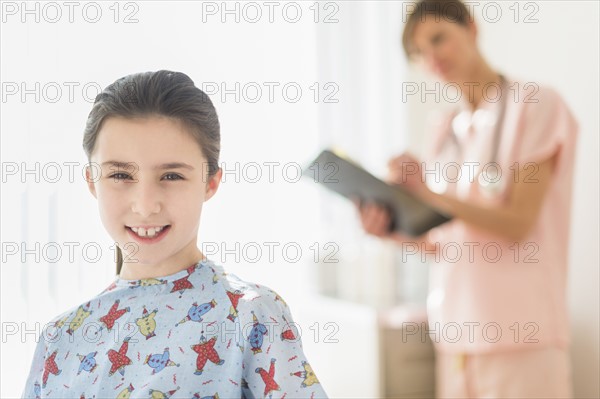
[356,0,579,397]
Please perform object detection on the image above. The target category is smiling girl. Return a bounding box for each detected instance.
[21,70,328,399]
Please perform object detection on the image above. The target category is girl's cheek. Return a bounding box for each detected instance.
[99,186,126,206]
[441,40,456,58]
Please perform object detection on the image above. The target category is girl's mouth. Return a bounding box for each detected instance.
[125,225,171,244]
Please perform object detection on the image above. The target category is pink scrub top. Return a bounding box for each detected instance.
[422,76,579,354]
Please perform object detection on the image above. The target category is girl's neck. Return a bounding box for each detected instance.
[119,247,206,280]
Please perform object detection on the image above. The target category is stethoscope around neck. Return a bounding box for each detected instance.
[430,74,509,199]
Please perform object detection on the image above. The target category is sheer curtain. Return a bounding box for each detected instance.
[311,0,427,308]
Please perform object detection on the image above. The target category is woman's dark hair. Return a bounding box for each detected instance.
[82,70,220,276]
[402,0,473,59]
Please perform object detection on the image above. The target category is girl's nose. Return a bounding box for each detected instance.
[130,181,162,217]
[425,53,441,71]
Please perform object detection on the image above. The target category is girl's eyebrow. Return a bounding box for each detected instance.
[101,161,195,170]
[101,161,134,170]
[156,162,195,170]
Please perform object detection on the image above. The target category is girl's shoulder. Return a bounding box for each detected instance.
[34,296,100,348]
[207,259,293,318]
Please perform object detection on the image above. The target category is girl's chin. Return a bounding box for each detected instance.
[116,243,164,262]
[437,70,457,83]
[118,243,187,265]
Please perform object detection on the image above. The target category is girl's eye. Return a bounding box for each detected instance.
[108,173,132,181]
[431,33,444,45]
[162,173,184,181]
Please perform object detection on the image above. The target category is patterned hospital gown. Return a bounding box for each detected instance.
[21,258,328,399]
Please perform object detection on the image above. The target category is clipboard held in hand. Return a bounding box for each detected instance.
[302,149,452,236]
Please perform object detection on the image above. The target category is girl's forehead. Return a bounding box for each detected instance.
[414,16,452,37]
[100,115,189,136]
[96,116,204,154]
[98,116,196,149]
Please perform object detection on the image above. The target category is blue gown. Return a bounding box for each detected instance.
[21,258,328,399]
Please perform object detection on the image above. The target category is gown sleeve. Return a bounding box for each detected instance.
[21,332,48,399]
[240,286,328,399]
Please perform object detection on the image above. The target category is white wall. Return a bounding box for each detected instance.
[405,2,600,397]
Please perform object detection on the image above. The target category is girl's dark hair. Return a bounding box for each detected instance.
[82,70,221,276]
[402,0,472,59]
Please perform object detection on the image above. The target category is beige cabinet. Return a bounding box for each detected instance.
[378,306,436,398]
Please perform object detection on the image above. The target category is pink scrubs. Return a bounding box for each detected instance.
[422,76,579,398]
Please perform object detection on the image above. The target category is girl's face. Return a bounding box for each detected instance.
[410,15,479,82]
[85,115,221,277]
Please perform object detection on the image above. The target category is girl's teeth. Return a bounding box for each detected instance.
[130,226,164,237]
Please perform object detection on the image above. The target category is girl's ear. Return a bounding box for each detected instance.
[467,19,478,42]
[204,168,222,202]
[85,165,98,199]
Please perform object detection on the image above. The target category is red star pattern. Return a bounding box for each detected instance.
[227,290,244,309]
[42,349,61,388]
[99,299,129,330]
[107,337,132,376]
[256,358,280,397]
[170,265,197,294]
[191,336,224,374]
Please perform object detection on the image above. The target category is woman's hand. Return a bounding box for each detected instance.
[353,197,434,249]
[352,198,393,238]
[386,152,429,199]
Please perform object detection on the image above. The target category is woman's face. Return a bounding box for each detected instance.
[85,115,221,274]
[410,15,478,82]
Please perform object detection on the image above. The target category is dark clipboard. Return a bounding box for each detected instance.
[302,149,452,237]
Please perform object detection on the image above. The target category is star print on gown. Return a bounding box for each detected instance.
[170,264,197,297]
[20,258,328,398]
[256,358,280,398]
[98,299,130,332]
[226,289,244,322]
[42,350,61,388]
[107,337,132,377]
[191,332,225,375]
